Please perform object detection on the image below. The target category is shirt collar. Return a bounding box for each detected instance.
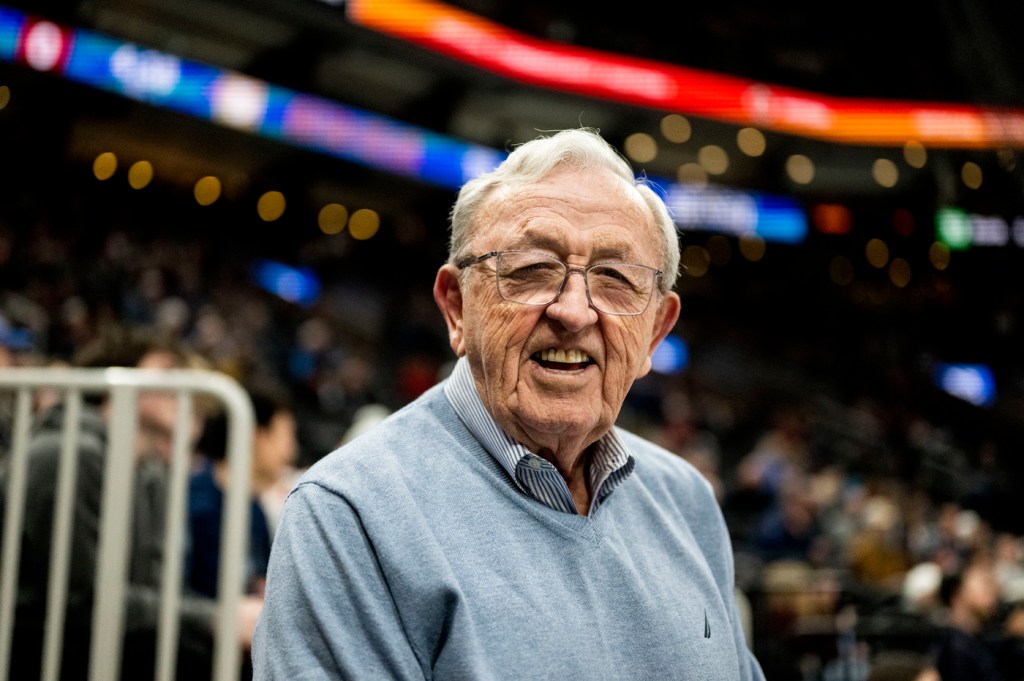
[443,356,635,514]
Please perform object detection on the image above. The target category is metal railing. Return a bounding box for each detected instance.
[0,367,254,681]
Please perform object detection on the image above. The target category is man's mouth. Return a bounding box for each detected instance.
[531,348,594,371]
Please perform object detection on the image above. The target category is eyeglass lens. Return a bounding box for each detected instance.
[494,252,655,315]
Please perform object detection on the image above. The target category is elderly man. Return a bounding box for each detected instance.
[253,128,765,680]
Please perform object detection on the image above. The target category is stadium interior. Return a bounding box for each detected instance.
[2,1,1024,678]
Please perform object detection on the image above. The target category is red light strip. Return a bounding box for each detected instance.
[347,0,1024,150]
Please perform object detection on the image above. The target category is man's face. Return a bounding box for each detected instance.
[960,562,999,622]
[253,410,298,486]
[135,350,200,462]
[435,165,680,453]
[136,392,182,463]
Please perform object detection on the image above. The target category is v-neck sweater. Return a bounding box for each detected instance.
[253,376,765,681]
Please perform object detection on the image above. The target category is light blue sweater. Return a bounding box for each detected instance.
[252,378,765,680]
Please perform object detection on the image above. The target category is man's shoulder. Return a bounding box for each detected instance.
[187,465,221,512]
[27,403,106,463]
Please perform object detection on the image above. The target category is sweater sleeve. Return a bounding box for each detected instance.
[252,481,425,681]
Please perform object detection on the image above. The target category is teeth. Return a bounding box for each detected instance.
[538,348,590,364]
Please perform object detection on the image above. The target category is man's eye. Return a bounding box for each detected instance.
[506,261,559,278]
[520,261,559,273]
[591,266,631,285]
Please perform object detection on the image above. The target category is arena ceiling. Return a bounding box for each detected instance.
[4,0,1024,225]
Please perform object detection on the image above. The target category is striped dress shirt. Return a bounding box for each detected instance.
[443,356,635,515]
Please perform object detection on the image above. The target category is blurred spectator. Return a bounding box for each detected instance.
[0,311,36,368]
[756,559,843,679]
[256,400,395,530]
[727,404,813,549]
[677,433,725,503]
[188,379,298,600]
[0,311,38,457]
[865,650,939,681]
[122,264,172,326]
[962,439,1015,533]
[394,351,442,403]
[900,561,944,618]
[994,533,1024,603]
[191,305,246,379]
[908,501,972,575]
[750,475,823,564]
[995,600,1024,681]
[814,470,870,568]
[737,403,812,500]
[7,324,260,681]
[337,402,392,446]
[931,556,1004,681]
[847,494,914,596]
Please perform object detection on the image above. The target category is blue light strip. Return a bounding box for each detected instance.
[0,5,806,242]
[0,7,506,190]
[660,181,808,244]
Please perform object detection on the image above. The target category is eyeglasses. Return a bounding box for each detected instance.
[456,250,663,316]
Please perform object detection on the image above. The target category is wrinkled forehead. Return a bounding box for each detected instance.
[476,166,659,254]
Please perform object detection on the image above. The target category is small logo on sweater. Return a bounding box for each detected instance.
[703,609,711,639]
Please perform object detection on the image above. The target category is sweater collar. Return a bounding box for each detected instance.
[442,356,634,514]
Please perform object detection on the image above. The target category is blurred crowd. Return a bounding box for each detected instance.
[635,393,1024,679]
[3,200,1024,680]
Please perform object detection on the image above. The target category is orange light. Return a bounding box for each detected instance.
[811,204,853,235]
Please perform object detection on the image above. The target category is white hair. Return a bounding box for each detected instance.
[446,128,681,290]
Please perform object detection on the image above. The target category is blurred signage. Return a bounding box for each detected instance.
[345,0,1024,150]
[936,208,1024,250]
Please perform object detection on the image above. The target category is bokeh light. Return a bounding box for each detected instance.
[888,257,911,287]
[93,152,117,181]
[650,334,689,374]
[624,132,657,164]
[127,160,153,189]
[660,114,692,143]
[349,208,380,240]
[318,203,349,235]
[736,128,766,157]
[257,191,286,221]
[929,241,951,270]
[786,154,815,184]
[193,176,222,206]
[872,158,899,188]
[812,204,853,235]
[961,161,983,189]
[865,238,890,268]
[903,140,927,168]
[697,145,729,175]
[738,234,766,261]
[676,163,708,185]
[681,245,710,277]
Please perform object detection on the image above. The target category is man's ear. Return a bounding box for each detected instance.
[433,264,467,357]
[638,291,681,378]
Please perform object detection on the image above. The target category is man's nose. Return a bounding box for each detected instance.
[545,269,599,329]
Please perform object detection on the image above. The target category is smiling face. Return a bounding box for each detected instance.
[434,165,680,458]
